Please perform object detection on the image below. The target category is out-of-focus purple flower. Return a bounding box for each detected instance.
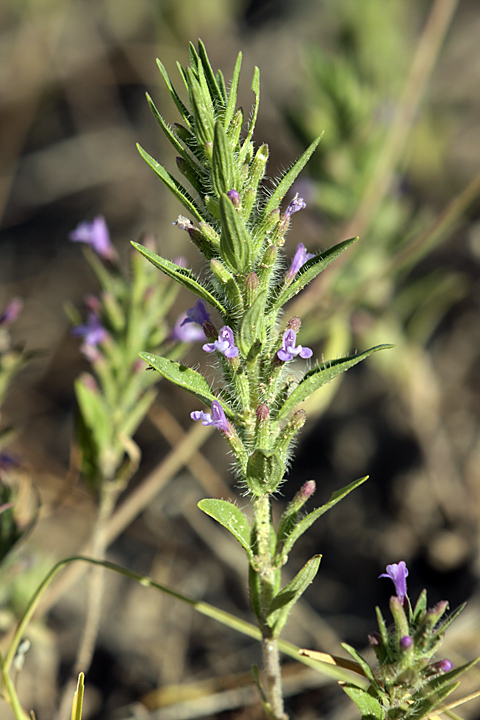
[181,299,211,327]
[69,216,116,260]
[0,298,23,327]
[72,313,108,348]
[283,193,306,220]
[191,400,229,434]
[379,561,409,603]
[286,243,315,282]
[277,329,313,362]
[203,326,239,358]
[173,313,206,342]
[173,256,187,267]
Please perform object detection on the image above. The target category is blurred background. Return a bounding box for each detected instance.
[1,0,480,718]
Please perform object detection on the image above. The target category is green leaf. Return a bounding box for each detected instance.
[75,376,112,451]
[198,499,253,561]
[342,644,378,686]
[156,58,192,127]
[238,291,267,357]
[341,685,384,720]
[224,51,242,129]
[238,66,260,165]
[219,193,252,273]
[146,93,191,159]
[270,236,358,313]
[136,144,204,221]
[140,353,232,416]
[278,476,368,559]
[263,135,323,214]
[246,449,284,496]
[267,555,321,637]
[212,121,238,196]
[412,588,427,624]
[197,40,224,108]
[188,76,215,146]
[277,345,394,420]
[131,242,227,317]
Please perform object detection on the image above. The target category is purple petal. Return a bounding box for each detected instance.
[181,299,211,327]
[299,346,313,359]
[0,298,23,326]
[379,561,409,602]
[69,217,115,260]
[173,313,206,342]
[283,193,307,220]
[210,400,229,433]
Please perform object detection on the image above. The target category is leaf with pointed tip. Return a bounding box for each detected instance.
[137,144,204,222]
[263,135,322,214]
[197,40,224,107]
[139,353,232,416]
[156,58,192,127]
[238,66,260,164]
[277,345,394,420]
[238,291,267,357]
[267,555,321,637]
[341,685,385,720]
[198,499,253,561]
[342,644,378,686]
[131,242,227,317]
[188,75,215,146]
[219,193,252,273]
[212,121,238,196]
[146,93,192,160]
[224,52,242,129]
[278,476,368,559]
[270,236,358,313]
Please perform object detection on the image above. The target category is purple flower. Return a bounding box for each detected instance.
[72,313,108,348]
[69,216,116,260]
[0,298,23,327]
[286,243,315,282]
[191,400,229,434]
[283,193,306,220]
[277,329,313,362]
[379,561,409,603]
[227,189,241,207]
[400,636,413,650]
[173,313,206,342]
[181,299,211,327]
[203,326,239,359]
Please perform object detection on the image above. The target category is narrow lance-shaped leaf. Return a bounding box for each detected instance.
[277,476,368,560]
[224,51,242,129]
[277,345,394,420]
[212,121,238,196]
[269,237,358,313]
[219,193,252,273]
[140,353,234,417]
[146,93,194,160]
[156,58,192,127]
[263,134,323,215]
[238,66,260,165]
[131,242,228,317]
[136,144,204,222]
[342,644,380,686]
[198,499,253,562]
[238,291,267,357]
[267,555,321,637]
[197,40,224,108]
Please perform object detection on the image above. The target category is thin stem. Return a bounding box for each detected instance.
[253,495,287,719]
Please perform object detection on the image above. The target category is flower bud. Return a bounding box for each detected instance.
[400,635,413,650]
[245,272,259,306]
[286,316,302,333]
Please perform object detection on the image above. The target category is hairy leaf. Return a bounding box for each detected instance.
[198,498,253,560]
[263,135,323,214]
[267,555,321,636]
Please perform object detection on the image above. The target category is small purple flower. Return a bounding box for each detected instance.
[203,326,239,359]
[191,400,229,434]
[286,243,315,282]
[69,216,116,260]
[283,193,306,220]
[379,561,409,603]
[181,299,211,327]
[277,329,313,362]
[227,189,241,207]
[72,313,108,348]
[0,298,23,327]
[173,313,206,342]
